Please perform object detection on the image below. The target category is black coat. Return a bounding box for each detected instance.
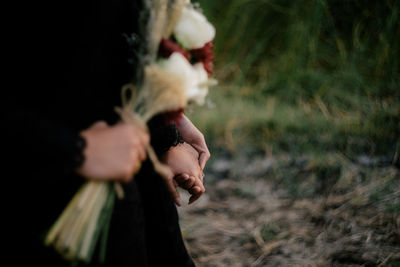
[4,1,194,266]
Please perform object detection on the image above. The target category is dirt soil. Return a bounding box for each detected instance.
[178,154,400,267]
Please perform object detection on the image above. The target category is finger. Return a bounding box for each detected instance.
[189,182,205,204]
[132,161,142,175]
[174,173,189,185]
[189,185,201,195]
[182,176,196,189]
[132,127,149,147]
[175,175,194,190]
[188,187,203,204]
[198,151,211,170]
[120,150,140,181]
[138,129,150,146]
[163,175,182,207]
[121,175,133,184]
[189,195,201,204]
[137,144,147,162]
[121,165,135,183]
[127,122,149,146]
[194,175,206,192]
[91,120,108,130]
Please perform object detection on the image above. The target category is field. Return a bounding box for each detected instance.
[179,0,400,266]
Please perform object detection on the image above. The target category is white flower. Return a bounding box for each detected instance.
[173,6,215,49]
[159,52,209,105]
[190,63,209,105]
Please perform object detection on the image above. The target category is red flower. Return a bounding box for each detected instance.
[158,38,215,76]
[158,38,190,60]
[190,41,214,76]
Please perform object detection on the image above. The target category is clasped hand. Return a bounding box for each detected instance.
[77,117,209,205]
[161,142,205,205]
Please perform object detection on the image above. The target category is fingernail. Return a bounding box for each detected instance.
[175,198,182,207]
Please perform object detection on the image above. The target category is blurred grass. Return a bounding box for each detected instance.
[191,0,400,158]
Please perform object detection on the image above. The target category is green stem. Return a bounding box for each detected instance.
[98,187,116,263]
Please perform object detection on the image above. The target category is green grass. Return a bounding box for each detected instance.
[190,85,399,157]
[191,0,400,158]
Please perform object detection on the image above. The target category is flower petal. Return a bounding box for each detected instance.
[173,7,215,49]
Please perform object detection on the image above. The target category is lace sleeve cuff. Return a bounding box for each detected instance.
[69,134,87,171]
[147,115,184,155]
[4,107,89,175]
[45,124,88,174]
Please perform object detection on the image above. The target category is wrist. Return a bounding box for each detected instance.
[74,133,88,176]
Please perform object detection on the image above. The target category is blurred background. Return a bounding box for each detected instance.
[178,0,400,266]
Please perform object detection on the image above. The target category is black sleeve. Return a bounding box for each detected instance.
[147,115,185,155]
[4,105,86,178]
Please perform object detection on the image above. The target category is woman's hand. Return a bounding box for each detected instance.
[76,121,149,183]
[175,114,210,170]
[174,173,205,204]
[162,142,205,204]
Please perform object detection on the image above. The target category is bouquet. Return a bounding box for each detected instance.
[44,0,216,263]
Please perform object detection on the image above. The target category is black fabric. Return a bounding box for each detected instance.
[103,161,194,267]
[4,1,194,266]
[148,116,185,154]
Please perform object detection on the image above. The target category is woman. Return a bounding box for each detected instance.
[4,0,209,266]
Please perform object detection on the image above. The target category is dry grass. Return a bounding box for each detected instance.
[178,153,400,266]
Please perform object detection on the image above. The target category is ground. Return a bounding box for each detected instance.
[178,152,400,267]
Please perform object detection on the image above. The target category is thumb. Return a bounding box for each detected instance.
[198,152,209,170]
